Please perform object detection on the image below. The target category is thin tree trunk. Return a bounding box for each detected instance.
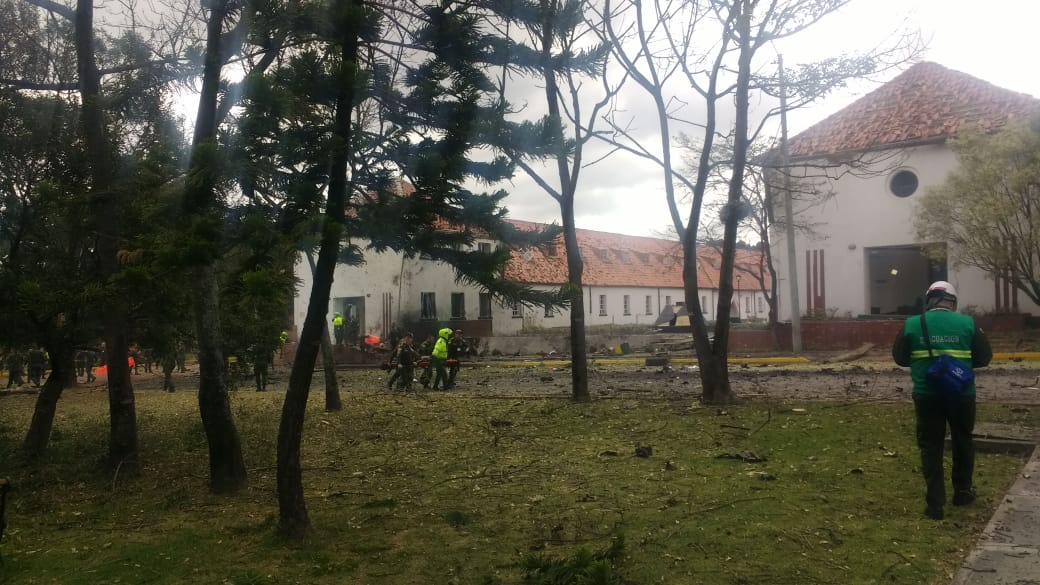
[538,8,589,402]
[699,1,753,405]
[306,251,342,411]
[183,0,247,493]
[321,319,342,411]
[74,0,137,467]
[278,10,359,538]
[193,264,247,492]
[562,204,589,402]
[22,341,73,456]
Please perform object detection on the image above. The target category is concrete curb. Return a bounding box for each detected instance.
[951,446,1040,585]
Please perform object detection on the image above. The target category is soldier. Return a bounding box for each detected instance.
[161,351,176,392]
[26,346,46,387]
[387,333,419,391]
[253,344,271,392]
[5,349,25,388]
[74,350,88,379]
[417,334,435,388]
[85,349,97,382]
[446,329,468,389]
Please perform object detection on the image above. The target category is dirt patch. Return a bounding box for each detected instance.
[60,359,1040,405]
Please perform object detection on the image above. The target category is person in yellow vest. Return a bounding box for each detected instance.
[332,312,344,345]
[892,281,992,520]
[430,328,452,391]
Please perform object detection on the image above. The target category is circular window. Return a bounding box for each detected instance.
[889,169,919,197]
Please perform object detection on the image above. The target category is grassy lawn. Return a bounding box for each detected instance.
[0,372,1035,585]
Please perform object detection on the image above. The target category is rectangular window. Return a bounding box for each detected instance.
[478,292,492,319]
[544,304,554,318]
[598,294,607,316]
[478,242,492,254]
[757,296,764,313]
[744,297,751,314]
[420,292,437,320]
[701,295,708,313]
[512,301,524,318]
[645,295,652,315]
[665,295,672,307]
[451,292,465,319]
[623,295,631,316]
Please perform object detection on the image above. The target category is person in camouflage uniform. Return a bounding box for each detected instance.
[5,350,25,388]
[387,333,419,391]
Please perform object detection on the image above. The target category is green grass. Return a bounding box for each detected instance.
[0,373,1035,585]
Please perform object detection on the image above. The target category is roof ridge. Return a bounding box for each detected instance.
[787,61,1040,159]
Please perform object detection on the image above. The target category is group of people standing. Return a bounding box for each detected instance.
[4,347,48,388]
[387,328,468,391]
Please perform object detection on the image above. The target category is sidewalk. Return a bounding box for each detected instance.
[951,444,1040,584]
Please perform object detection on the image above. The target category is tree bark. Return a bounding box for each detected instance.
[277,8,359,537]
[22,341,73,456]
[321,314,342,412]
[193,264,247,492]
[538,6,589,402]
[306,251,342,411]
[183,0,247,493]
[74,0,137,467]
[561,201,589,402]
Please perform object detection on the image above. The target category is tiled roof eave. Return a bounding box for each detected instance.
[787,135,947,163]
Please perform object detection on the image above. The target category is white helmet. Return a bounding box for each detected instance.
[926,281,957,298]
[926,281,957,306]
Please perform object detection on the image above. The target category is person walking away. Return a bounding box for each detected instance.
[332,312,345,345]
[446,329,467,389]
[417,334,435,388]
[161,352,176,392]
[26,347,46,387]
[85,349,97,382]
[74,350,87,379]
[430,328,452,391]
[387,333,419,391]
[5,350,25,388]
[252,345,270,391]
[892,281,992,520]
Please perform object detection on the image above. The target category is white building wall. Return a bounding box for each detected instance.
[771,144,1040,320]
[295,242,772,338]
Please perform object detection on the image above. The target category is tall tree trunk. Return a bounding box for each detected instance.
[22,340,73,456]
[698,1,753,405]
[321,312,342,411]
[561,202,589,402]
[278,10,359,537]
[74,0,137,467]
[538,8,589,402]
[193,265,247,492]
[306,251,342,411]
[183,0,247,493]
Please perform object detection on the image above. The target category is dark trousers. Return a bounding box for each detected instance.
[431,357,448,390]
[389,365,414,390]
[913,393,976,510]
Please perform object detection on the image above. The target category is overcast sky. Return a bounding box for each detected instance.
[499,0,1040,240]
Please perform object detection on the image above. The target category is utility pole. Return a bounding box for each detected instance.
[778,54,802,353]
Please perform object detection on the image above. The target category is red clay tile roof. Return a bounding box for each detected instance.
[787,62,1040,159]
[503,220,768,291]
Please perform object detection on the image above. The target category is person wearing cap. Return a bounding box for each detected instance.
[892,280,992,520]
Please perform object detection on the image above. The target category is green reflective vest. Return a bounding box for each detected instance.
[901,310,978,396]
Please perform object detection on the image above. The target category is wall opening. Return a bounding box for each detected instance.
[866,245,946,315]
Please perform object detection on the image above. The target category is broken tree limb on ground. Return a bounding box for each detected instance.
[818,343,874,364]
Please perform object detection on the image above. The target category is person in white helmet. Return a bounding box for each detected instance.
[892,280,992,520]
